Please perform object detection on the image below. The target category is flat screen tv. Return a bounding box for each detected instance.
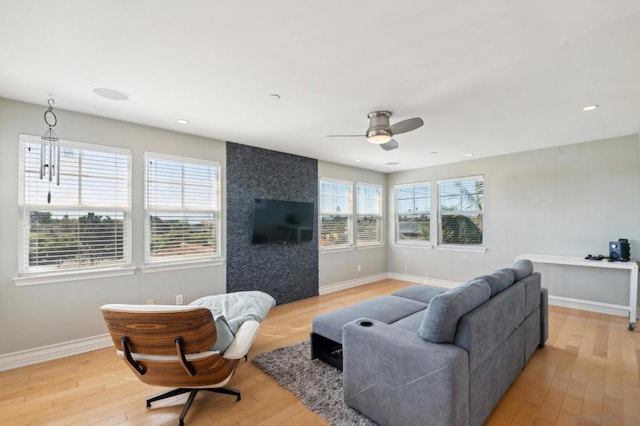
[252,199,314,244]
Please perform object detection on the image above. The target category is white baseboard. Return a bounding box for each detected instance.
[0,334,113,372]
[548,295,635,319]
[319,273,389,295]
[386,272,461,289]
[319,272,461,296]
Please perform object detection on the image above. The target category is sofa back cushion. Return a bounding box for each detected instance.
[418,279,491,343]
[511,259,534,281]
[475,268,515,297]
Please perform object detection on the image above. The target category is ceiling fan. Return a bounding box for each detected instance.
[327,111,424,151]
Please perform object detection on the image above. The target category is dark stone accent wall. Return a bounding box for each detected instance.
[226,142,318,304]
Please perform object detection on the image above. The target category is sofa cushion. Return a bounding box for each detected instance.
[313,295,427,344]
[392,285,446,304]
[390,310,426,333]
[511,259,534,281]
[454,281,525,373]
[476,268,515,297]
[418,279,491,343]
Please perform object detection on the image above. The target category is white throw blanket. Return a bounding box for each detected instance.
[190,291,276,333]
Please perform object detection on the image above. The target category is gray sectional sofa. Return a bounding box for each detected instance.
[310,260,548,426]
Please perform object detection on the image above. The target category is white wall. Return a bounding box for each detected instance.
[0,98,227,355]
[318,161,387,289]
[387,134,640,308]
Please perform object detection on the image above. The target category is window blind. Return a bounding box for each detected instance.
[145,154,220,263]
[20,135,131,273]
[394,183,431,243]
[356,183,382,245]
[319,179,353,247]
[438,176,484,245]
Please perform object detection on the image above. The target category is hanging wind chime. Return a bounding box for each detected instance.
[40,98,60,204]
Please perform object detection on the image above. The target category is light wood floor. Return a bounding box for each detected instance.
[1,279,640,425]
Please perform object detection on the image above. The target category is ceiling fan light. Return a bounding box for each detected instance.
[366,129,392,144]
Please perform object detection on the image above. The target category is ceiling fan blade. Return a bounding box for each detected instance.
[390,117,424,135]
[325,134,365,138]
[380,139,399,151]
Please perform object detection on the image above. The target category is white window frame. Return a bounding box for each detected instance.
[16,134,133,285]
[393,181,432,247]
[319,177,354,250]
[437,175,485,249]
[143,152,222,267]
[356,182,384,247]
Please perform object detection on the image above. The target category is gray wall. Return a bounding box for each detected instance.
[226,142,318,304]
[387,134,640,307]
[0,98,227,355]
[2,94,639,357]
[318,161,387,288]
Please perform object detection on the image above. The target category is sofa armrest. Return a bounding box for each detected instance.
[343,319,469,426]
[540,288,549,347]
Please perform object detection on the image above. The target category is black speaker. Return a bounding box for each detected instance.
[609,238,630,261]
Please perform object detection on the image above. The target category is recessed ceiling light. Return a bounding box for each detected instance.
[582,104,599,111]
[465,153,474,157]
[176,119,189,124]
[92,87,129,101]
[355,159,361,163]
[385,162,400,166]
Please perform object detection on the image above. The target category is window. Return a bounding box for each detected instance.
[356,183,383,245]
[394,182,431,245]
[438,176,484,245]
[319,178,353,248]
[19,135,131,274]
[145,153,221,263]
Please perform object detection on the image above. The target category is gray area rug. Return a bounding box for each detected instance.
[252,340,376,426]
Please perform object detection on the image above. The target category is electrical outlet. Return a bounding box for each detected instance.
[176,294,184,305]
[357,264,361,272]
[146,298,154,305]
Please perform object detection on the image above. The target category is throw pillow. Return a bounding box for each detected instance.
[476,268,515,297]
[418,278,491,343]
[212,315,235,354]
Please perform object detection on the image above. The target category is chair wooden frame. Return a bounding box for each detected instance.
[101,304,248,426]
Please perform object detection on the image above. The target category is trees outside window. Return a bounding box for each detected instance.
[438,176,484,245]
[19,135,131,274]
[145,153,221,263]
[394,182,431,245]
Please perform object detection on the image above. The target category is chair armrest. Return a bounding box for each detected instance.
[223,320,260,359]
[343,318,469,426]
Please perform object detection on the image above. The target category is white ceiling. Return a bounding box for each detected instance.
[1,0,639,172]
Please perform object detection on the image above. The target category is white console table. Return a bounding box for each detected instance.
[516,254,639,330]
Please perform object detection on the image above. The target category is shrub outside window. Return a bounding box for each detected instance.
[438,176,484,246]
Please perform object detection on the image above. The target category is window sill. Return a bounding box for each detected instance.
[14,266,136,286]
[139,258,225,274]
[320,245,355,254]
[436,245,487,253]
[393,242,434,249]
[356,243,385,250]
